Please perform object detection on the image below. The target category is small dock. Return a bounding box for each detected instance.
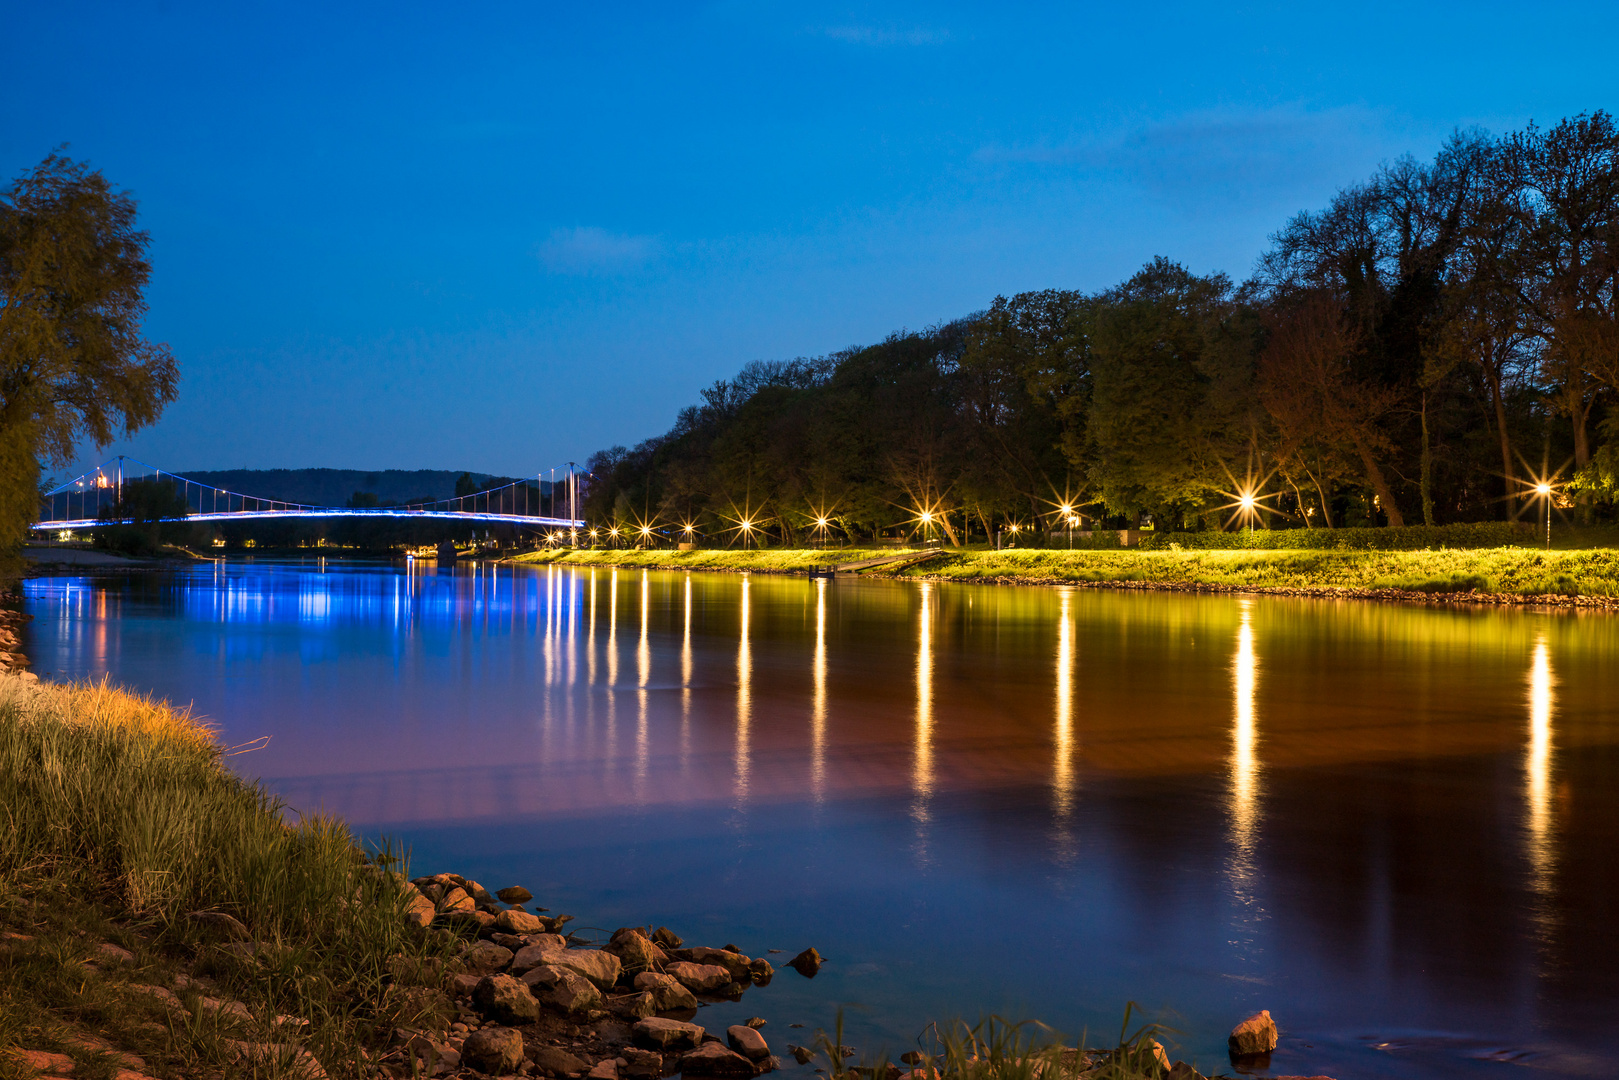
[806,550,943,577]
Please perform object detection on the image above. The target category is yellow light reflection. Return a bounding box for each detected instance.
[638,571,651,688]
[812,577,828,801]
[1526,634,1555,904]
[913,583,935,814]
[1230,600,1259,861]
[607,570,619,688]
[1053,589,1075,818]
[735,576,751,800]
[681,574,693,760]
[635,572,650,797]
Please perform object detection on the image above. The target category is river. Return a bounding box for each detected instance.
[20,560,1619,1078]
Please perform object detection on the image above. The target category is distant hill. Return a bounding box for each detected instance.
[176,469,499,507]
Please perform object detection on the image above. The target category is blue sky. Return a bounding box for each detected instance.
[5,2,1616,479]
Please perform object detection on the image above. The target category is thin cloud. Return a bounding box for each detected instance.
[537,226,660,275]
[977,106,1393,204]
[820,24,949,46]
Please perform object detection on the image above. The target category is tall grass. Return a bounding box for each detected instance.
[0,675,450,1078]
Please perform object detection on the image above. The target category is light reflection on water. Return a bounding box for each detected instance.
[20,561,1619,1079]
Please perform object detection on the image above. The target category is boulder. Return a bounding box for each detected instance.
[680,1042,756,1077]
[632,972,698,1011]
[547,949,622,990]
[1167,1063,1206,1080]
[496,909,545,935]
[463,941,514,973]
[651,927,683,949]
[611,990,659,1019]
[511,941,560,974]
[439,887,476,913]
[620,1048,663,1078]
[786,947,821,978]
[464,880,496,905]
[390,985,456,1029]
[463,1027,525,1074]
[96,942,135,964]
[587,1060,619,1080]
[683,946,753,979]
[497,885,533,904]
[790,1046,814,1066]
[746,958,773,986]
[606,929,666,973]
[530,1046,590,1077]
[1228,1010,1278,1057]
[403,892,437,928]
[448,973,481,997]
[632,1017,705,1050]
[666,962,731,995]
[472,974,540,1025]
[403,1033,462,1076]
[533,967,603,1014]
[727,1025,771,1061]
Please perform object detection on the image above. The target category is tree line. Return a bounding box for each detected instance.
[585,112,1619,544]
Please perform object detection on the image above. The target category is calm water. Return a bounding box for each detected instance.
[20,561,1619,1078]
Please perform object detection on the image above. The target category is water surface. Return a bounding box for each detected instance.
[21,561,1619,1078]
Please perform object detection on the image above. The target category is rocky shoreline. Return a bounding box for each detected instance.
[0,605,36,681]
[383,872,1332,1080]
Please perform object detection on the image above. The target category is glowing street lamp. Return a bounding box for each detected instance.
[1533,480,1555,549]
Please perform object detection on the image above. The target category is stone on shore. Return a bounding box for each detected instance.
[607,928,667,973]
[495,908,545,935]
[651,926,683,949]
[546,948,622,990]
[681,1042,757,1077]
[666,961,732,994]
[389,985,456,1029]
[633,971,698,1011]
[786,947,821,978]
[1228,1010,1278,1057]
[462,1027,525,1074]
[621,1047,663,1077]
[497,885,533,904]
[746,958,773,985]
[530,1045,591,1077]
[531,967,602,1014]
[727,1024,771,1061]
[1167,1062,1206,1080]
[632,1017,704,1050]
[683,946,753,979]
[472,974,540,1025]
[463,941,514,972]
[587,1060,619,1080]
[403,891,437,928]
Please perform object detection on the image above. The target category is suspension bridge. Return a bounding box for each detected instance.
[32,457,586,532]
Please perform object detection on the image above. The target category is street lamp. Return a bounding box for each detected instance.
[1535,481,1553,548]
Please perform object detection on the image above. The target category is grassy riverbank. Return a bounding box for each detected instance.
[0,674,452,1080]
[514,545,1619,600]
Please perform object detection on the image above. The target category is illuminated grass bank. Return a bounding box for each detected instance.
[516,546,1619,600]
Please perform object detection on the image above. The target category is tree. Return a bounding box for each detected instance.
[0,152,178,549]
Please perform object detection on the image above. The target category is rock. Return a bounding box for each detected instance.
[463,1027,525,1074]
[632,1017,705,1050]
[587,1060,619,1080]
[611,990,660,1019]
[727,1025,770,1061]
[188,911,250,940]
[96,942,135,964]
[745,1018,766,1029]
[651,926,683,949]
[606,928,667,973]
[531,1046,591,1077]
[1148,1041,1171,1072]
[1228,1010,1278,1057]
[680,1042,756,1077]
[786,947,821,978]
[8,1049,76,1075]
[403,1033,462,1076]
[683,946,753,979]
[747,958,773,986]
[464,941,515,972]
[790,1046,814,1066]
[490,932,528,950]
[225,1040,328,1079]
[547,948,622,990]
[464,879,496,905]
[449,973,481,997]
[534,967,603,1014]
[496,908,546,935]
[666,962,732,995]
[472,974,541,1025]
[404,891,437,928]
[440,887,476,913]
[497,885,534,904]
[193,995,254,1024]
[632,971,698,1011]
[620,1048,663,1078]
[1167,1063,1206,1080]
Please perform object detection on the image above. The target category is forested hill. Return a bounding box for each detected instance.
[176,469,495,507]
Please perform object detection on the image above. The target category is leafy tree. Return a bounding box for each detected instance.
[0,152,178,549]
